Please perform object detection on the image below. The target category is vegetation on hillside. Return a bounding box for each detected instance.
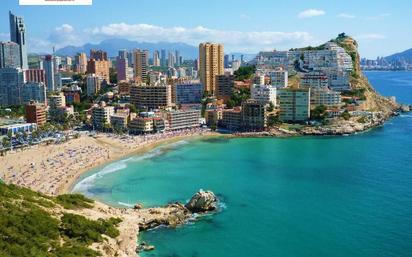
[234,65,256,81]
[226,88,251,108]
[0,183,121,257]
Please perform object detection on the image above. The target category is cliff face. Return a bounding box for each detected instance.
[336,36,400,115]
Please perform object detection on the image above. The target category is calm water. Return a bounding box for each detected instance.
[73,71,412,257]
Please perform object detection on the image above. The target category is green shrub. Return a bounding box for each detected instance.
[56,194,94,209]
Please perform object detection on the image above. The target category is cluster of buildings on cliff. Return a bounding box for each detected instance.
[1,10,365,138]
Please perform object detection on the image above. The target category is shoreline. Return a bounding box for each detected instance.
[64,131,225,194]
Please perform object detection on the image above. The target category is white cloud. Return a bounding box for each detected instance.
[337,13,356,19]
[298,9,325,19]
[365,13,391,21]
[27,23,317,53]
[87,23,315,53]
[356,34,386,40]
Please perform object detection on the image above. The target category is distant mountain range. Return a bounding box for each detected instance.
[54,38,257,61]
[384,48,412,63]
[55,39,199,59]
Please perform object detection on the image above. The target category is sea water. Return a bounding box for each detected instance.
[73,71,412,257]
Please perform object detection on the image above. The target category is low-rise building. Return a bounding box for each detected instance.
[165,109,200,130]
[110,113,129,130]
[0,123,37,136]
[278,88,310,122]
[300,71,329,88]
[221,107,242,130]
[205,109,222,127]
[25,101,46,125]
[128,117,154,134]
[62,85,81,104]
[92,102,115,129]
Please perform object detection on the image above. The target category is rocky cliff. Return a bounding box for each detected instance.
[335,35,400,115]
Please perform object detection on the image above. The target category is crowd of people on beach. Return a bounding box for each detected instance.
[0,128,212,195]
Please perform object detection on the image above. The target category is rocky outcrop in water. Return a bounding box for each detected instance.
[185,190,218,213]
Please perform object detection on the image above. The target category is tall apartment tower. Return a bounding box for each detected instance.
[198,42,224,96]
[90,49,108,61]
[44,55,55,92]
[160,49,166,67]
[0,41,21,68]
[75,52,87,73]
[9,11,28,70]
[153,50,160,67]
[133,49,149,83]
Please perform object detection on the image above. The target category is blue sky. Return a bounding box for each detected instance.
[0,0,410,58]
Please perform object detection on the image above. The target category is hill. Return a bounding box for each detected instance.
[384,48,412,63]
[55,38,199,58]
[332,34,399,114]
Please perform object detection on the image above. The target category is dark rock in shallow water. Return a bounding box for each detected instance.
[185,190,218,213]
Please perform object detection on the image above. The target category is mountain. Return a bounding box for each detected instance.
[55,38,199,59]
[384,48,412,63]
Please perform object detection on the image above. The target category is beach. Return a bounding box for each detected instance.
[0,128,219,196]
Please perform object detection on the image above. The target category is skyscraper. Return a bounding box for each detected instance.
[133,49,149,83]
[224,54,230,68]
[118,49,128,60]
[116,56,128,82]
[168,51,175,68]
[0,41,21,68]
[160,49,166,67]
[9,11,28,70]
[153,50,160,67]
[90,49,108,61]
[44,55,55,92]
[75,52,87,73]
[0,68,24,106]
[198,42,224,95]
[175,50,180,67]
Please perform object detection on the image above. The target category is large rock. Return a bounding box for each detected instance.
[185,190,218,213]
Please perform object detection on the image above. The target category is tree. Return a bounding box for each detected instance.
[341,110,351,120]
[267,102,275,112]
[311,105,327,120]
[234,65,256,81]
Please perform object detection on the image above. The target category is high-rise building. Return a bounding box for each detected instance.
[198,42,224,95]
[25,100,46,125]
[87,58,110,82]
[241,99,267,131]
[25,69,46,84]
[118,49,128,60]
[175,50,180,66]
[0,68,24,106]
[165,109,200,131]
[90,49,108,61]
[224,54,230,68]
[278,88,311,122]
[92,102,115,129]
[153,50,160,67]
[75,52,87,73]
[160,49,166,67]
[44,55,55,92]
[86,74,102,96]
[0,41,21,68]
[133,49,149,83]
[215,74,234,102]
[130,84,172,110]
[168,51,175,68]
[21,82,46,104]
[175,81,203,104]
[251,84,277,106]
[116,56,128,82]
[9,11,28,70]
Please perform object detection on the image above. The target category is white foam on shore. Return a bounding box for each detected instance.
[72,140,190,194]
[400,114,412,118]
[117,201,135,208]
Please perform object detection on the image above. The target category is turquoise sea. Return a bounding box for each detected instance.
[73,71,412,257]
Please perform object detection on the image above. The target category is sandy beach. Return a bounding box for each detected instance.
[0,128,220,196]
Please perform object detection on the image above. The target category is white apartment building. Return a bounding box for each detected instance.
[278,88,310,122]
[251,84,277,106]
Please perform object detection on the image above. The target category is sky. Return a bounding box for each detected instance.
[0,0,411,58]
